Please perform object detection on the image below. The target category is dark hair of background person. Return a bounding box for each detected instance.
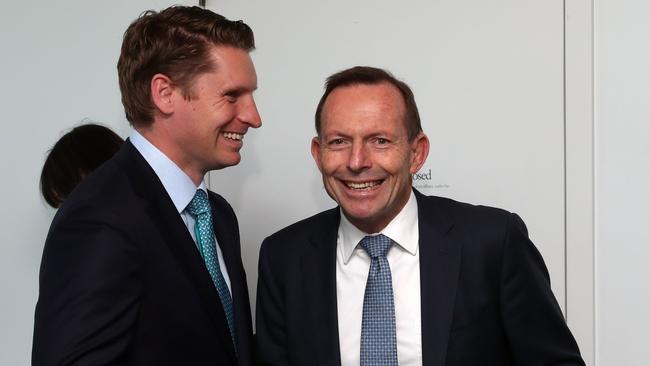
[314,66,423,141]
[40,124,124,208]
[117,5,255,128]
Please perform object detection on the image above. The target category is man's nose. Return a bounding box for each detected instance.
[347,143,371,172]
[239,95,262,128]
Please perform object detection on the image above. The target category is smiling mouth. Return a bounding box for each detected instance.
[344,180,383,190]
[223,132,244,141]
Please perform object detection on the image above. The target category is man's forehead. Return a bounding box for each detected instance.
[206,46,257,87]
[329,82,402,105]
[324,83,405,116]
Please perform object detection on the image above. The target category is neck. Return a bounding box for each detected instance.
[136,127,205,186]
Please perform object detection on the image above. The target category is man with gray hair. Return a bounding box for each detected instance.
[255,66,584,365]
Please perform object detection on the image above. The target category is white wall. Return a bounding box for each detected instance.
[0,1,192,364]
[595,0,650,365]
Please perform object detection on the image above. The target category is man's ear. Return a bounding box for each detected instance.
[150,73,175,116]
[311,136,323,172]
[409,132,430,174]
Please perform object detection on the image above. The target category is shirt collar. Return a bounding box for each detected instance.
[130,130,205,213]
[339,190,419,264]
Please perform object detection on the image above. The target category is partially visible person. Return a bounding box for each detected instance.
[33,6,260,366]
[255,66,584,365]
[40,123,123,208]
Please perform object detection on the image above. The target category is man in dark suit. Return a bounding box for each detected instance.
[255,66,584,365]
[33,6,261,365]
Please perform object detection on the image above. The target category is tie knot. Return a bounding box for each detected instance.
[360,234,393,259]
[187,189,211,217]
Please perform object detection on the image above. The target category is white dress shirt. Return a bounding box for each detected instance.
[130,130,231,294]
[336,191,422,366]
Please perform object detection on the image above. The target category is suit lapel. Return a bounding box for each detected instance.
[302,209,342,366]
[210,193,252,366]
[416,190,461,366]
[121,141,237,364]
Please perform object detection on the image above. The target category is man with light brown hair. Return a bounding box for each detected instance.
[33,6,260,365]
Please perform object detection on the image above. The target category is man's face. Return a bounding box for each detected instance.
[167,45,261,179]
[311,82,428,233]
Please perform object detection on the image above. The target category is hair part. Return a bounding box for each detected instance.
[117,6,255,127]
[40,123,124,208]
[314,66,423,141]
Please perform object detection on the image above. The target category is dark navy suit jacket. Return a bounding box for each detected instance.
[33,140,253,366]
[255,190,584,366]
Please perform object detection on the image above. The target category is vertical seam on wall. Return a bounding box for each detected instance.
[563,0,569,321]
[591,0,597,363]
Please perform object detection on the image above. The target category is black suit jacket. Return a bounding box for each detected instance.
[255,190,584,365]
[33,140,253,365]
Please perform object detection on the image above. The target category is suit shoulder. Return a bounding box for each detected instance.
[419,193,515,225]
[49,148,157,241]
[262,208,338,249]
[54,159,132,219]
[418,193,530,257]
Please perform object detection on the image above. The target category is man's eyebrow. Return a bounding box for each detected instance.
[323,131,352,138]
[224,86,257,95]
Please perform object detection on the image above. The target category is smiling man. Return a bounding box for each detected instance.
[255,66,584,365]
[33,6,260,366]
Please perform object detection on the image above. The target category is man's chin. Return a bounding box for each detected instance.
[340,207,384,229]
[211,155,242,170]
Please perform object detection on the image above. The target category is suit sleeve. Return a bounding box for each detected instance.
[32,210,142,366]
[255,238,289,366]
[500,213,585,366]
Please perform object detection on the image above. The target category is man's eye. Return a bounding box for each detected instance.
[224,91,240,102]
[327,138,348,147]
[376,138,388,144]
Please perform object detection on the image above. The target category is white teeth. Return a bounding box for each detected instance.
[223,132,244,140]
[346,181,381,190]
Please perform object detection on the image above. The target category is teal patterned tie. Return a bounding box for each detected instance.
[187,189,236,351]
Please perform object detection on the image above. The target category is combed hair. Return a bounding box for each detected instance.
[314,66,422,140]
